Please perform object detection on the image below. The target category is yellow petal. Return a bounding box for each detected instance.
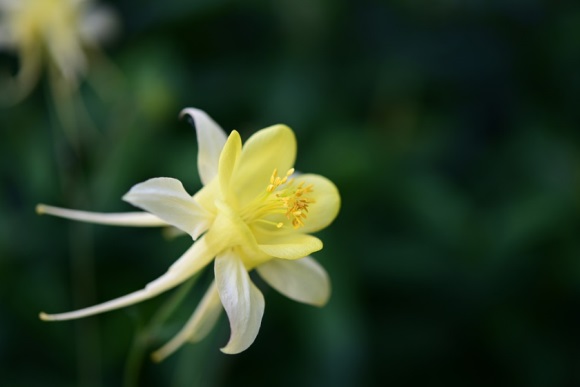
[292,173,340,234]
[151,281,222,362]
[218,130,242,205]
[211,200,260,257]
[257,256,331,306]
[180,108,227,185]
[232,125,296,208]
[123,177,211,239]
[36,204,168,227]
[215,251,264,354]
[192,178,219,215]
[257,233,323,260]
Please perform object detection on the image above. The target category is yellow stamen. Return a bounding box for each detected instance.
[270,169,314,229]
[243,168,315,230]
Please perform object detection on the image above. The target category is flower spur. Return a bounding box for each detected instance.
[37,108,340,360]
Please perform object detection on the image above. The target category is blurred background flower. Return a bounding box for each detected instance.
[0,0,118,104]
[1,0,580,386]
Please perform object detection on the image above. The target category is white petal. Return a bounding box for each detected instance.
[257,257,330,306]
[36,204,168,227]
[151,282,222,362]
[215,251,264,354]
[0,0,15,10]
[0,23,13,48]
[40,235,217,321]
[79,5,119,45]
[123,177,211,239]
[180,108,228,186]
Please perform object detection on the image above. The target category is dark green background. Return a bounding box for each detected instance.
[2,0,580,386]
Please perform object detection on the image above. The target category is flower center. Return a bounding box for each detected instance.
[242,168,315,229]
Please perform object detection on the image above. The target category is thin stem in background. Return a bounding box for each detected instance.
[123,274,200,387]
[46,67,109,387]
[48,126,102,387]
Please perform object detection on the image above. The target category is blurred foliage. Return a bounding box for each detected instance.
[2,0,580,386]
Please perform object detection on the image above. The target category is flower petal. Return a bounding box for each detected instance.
[218,131,242,205]
[0,40,41,105]
[213,200,260,255]
[192,178,219,215]
[40,234,218,321]
[79,4,119,45]
[0,23,11,47]
[257,233,323,260]
[180,108,228,186]
[36,204,168,227]
[292,173,341,234]
[257,257,330,306]
[232,125,296,208]
[151,281,222,362]
[123,177,211,239]
[215,251,265,354]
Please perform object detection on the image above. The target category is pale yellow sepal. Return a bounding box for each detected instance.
[36,204,168,227]
[151,281,222,362]
[180,108,227,185]
[215,251,264,354]
[257,256,330,306]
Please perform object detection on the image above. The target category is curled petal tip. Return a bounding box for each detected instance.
[179,107,200,122]
[312,298,329,308]
[36,204,46,215]
[39,312,51,321]
[178,107,191,119]
[150,352,163,363]
[219,346,244,355]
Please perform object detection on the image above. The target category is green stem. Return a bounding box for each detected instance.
[123,274,200,387]
[47,83,102,387]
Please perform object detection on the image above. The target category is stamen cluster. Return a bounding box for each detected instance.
[267,168,315,229]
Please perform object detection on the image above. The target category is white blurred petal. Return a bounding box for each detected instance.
[0,23,14,48]
[0,0,18,11]
[257,256,330,306]
[215,251,264,354]
[180,108,227,186]
[79,5,119,45]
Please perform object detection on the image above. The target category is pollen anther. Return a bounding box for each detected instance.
[261,168,315,229]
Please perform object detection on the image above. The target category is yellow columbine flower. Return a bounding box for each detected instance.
[37,108,341,359]
[0,0,117,102]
